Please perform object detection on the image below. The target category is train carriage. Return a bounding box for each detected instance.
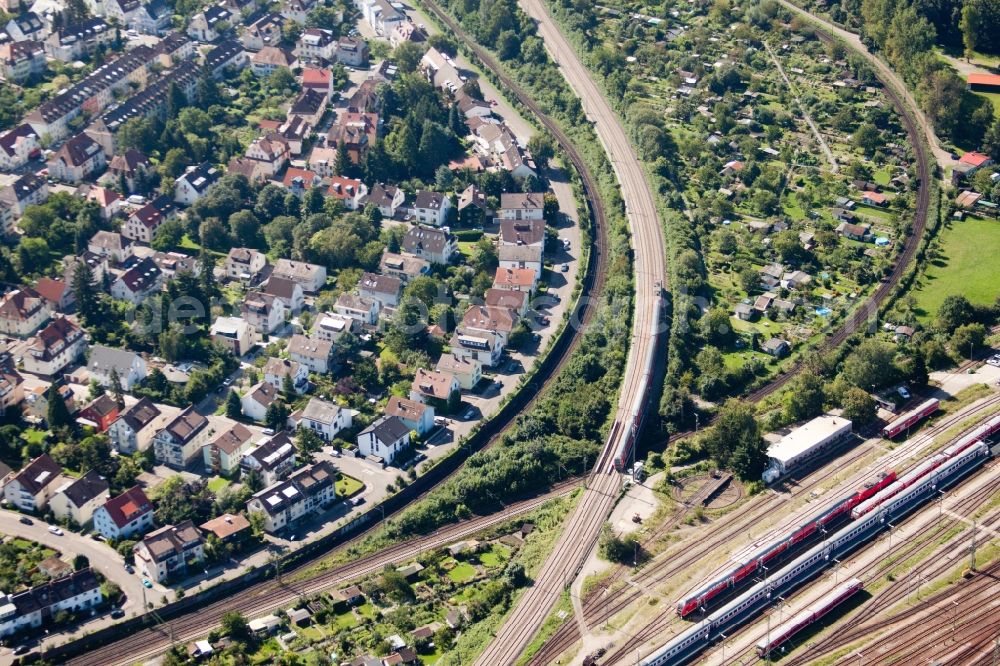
[882,398,940,439]
[755,578,864,658]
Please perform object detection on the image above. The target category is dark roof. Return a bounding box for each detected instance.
[110,148,151,174]
[263,275,300,300]
[11,568,100,617]
[51,17,111,45]
[10,454,62,495]
[177,161,221,194]
[211,423,254,455]
[359,272,401,296]
[499,219,544,246]
[31,316,83,361]
[81,394,119,420]
[116,257,162,294]
[102,61,201,130]
[11,12,43,34]
[0,124,39,157]
[6,173,47,201]
[57,470,109,509]
[413,190,445,210]
[117,396,161,432]
[160,406,208,443]
[101,485,152,528]
[244,432,295,470]
[204,39,244,73]
[401,226,452,255]
[360,415,409,446]
[53,132,102,167]
[290,88,325,116]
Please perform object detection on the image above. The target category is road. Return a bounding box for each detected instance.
[776,0,954,172]
[469,0,668,663]
[0,509,165,613]
[61,483,578,666]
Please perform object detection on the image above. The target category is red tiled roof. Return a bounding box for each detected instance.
[967,73,1000,87]
[959,151,991,167]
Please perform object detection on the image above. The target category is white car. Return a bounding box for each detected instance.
[987,354,1000,367]
[48,526,63,536]
[897,386,911,400]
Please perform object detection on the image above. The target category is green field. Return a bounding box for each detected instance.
[914,217,1000,320]
[446,560,478,583]
[207,477,230,493]
[336,474,365,498]
[974,91,1000,115]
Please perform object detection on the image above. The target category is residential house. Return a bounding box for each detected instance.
[204,39,248,78]
[334,293,378,325]
[0,288,49,337]
[498,244,542,280]
[388,19,421,48]
[287,334,334,374]
[280,167,321,196]
[781,270,812,290]
[23,384,75,424]
[48,132,105,183]
[493,266,536,294]
[366,182,405,217]
[763,337,790,358]
[244,134,291,176]
[272,259,326,292]
[246,461,335,532]
[358,272,402,308]
[420,46,463,92]
[306,145,337,177]
[734,302,754,321]
[401,226,456,265]
[22,316,86,376]
[435,353,481,391]
[384,395,433,436]
[241,432,297,486]
[88,230,131,264]
[457,184,490,225]
[242,292,286,334]
[5,12,45,41]
[288,87,327,126]
[152,406,211,468]
[226,247,267,283]
[83,185,122,221]
[462,305,517,346]
[187,4,233,42]
[174,162,221,206]
[211,316,257,356]
[329,112,379,164]
[499,192,544,221]
[862,191,887,207]
[134,520,205,582]
[263,276,304,314]
[0,40,44,82]
[106,149,151,192]
[264,356,308,394]
[359,0,404,36]
[93,485,155,539]
[314,312,353,343]
[0,124,40,170]
[122,196,178,244]
[409,367,459,405]
[251,44,295,76]
[0,569,102,638]
[357,415,409,464]
[241,380,278,421]
[110,257,163,305]
[44,18,114,62]
[326,176,367,208]
[204,422,255,475]
[50,470,109,525]
[346,77,382,112]
[2,454,63,512]
[0,173,48,219]
[380,252,429,283]
[294,396,350,440]
[77,394,120,432]
[336,36,367,66]
[450,327,502,367]
[484,287,528,316]
[242,13,282,51]
[0,363,24,418]
[410,190,451,226]
[296,28,336,62]
[837,221,872,242]
[301,66,333,99]
[455,92,491,119]
[107,397,161,453]
[200,513,251,545]
[122,0,172,35]
[86,345,147,390]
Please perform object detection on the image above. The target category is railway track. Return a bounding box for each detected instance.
[64,481,581,666]
[530,394,1000,664]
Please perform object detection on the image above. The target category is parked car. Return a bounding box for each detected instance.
[987,354,1000,367]
[142,578,152,588]
[897,386,911,400]
[125,564,134,573]
[48,526,63,536]
[561,263,569,272]
[12,645,28,655]
[19,516,32,525]
[110,609,125,619]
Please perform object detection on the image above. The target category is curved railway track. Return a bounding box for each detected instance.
[60,9,620,665]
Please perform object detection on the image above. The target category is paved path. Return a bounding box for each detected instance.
[763,41,838,172]
[776,0,955,173]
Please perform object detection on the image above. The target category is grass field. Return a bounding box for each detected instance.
[207,477,230,493]
[336,474,364,498]
[914,217,1000,320]
[446,561,478,583]
[974,91,1000,115]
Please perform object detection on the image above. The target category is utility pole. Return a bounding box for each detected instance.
[970,519,978,571]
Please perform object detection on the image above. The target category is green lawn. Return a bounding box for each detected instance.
[446,561,478,583]
[336,474,364,498]
[207,477,230,493]
[477,544,510,567]
[974,91,1000,115]
[873,168,892,186]
[21,428,48,446]
[914,217,1000,320]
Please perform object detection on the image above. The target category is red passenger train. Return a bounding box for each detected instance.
[675,470,893,617]
[882,398,940,439]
